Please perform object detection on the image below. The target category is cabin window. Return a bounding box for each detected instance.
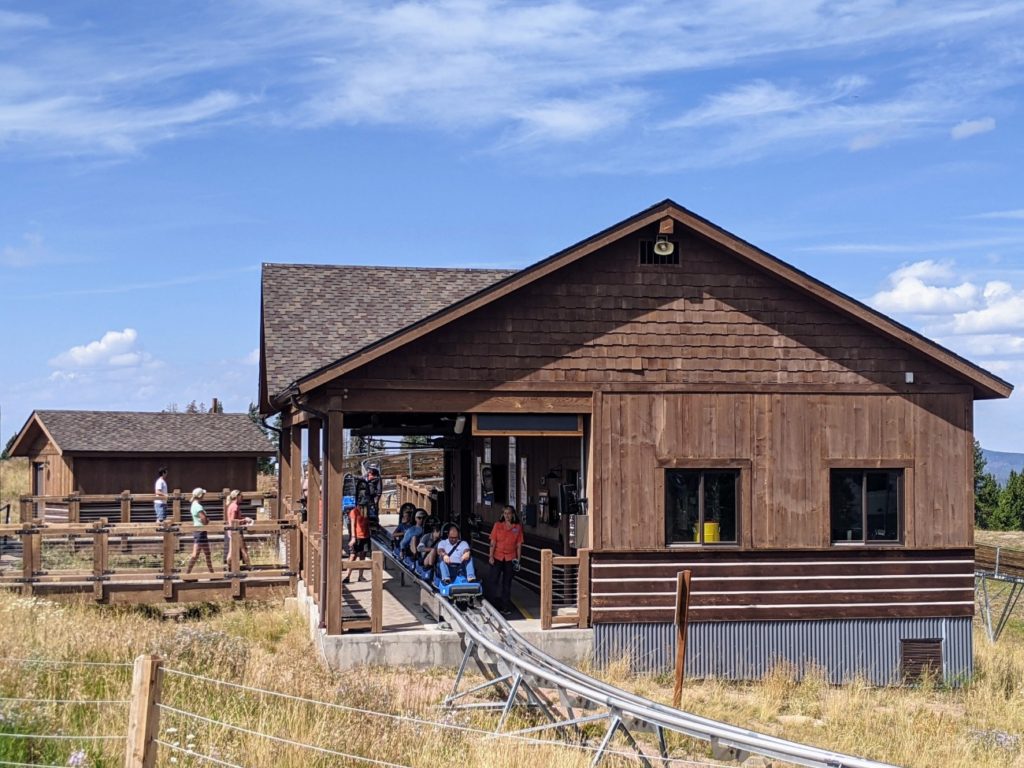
[830,469,902,544]
[665,469,738,545]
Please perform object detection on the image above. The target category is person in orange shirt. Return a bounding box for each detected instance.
[488,505,523,616]
[344,502,372,584]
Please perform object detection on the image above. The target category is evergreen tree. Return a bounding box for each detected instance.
[992,470,1024,531]
[973,440,1001,528]
[248,402,279,475]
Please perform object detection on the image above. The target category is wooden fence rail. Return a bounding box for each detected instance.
[395,477,441,517]
[539,548,590,630]
[0,518,296,605]
[18,490,277,525]
[296,521,385,635]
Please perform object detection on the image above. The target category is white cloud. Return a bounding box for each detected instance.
[0,1,1021,161]
[0,10,48,30]
[1,232,47,267]
[49,328,149,368]
[952,288,1024,334]
[970,209,1024,220]
[951,116,995,139]
[245,348,260,365]
[872,272,978,314]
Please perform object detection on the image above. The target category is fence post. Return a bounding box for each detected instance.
[19,497,32,524]
[672,570,692,709]
[171,490,181,524]
[93,518,109,602]
[540,548,553,630]
[124,654,162,768]
[121,491,132,524]
[68,494,81,524]
[162,524,176,601]
[371,550,383,634]
[577,548,591,629]
[20,522,35,597]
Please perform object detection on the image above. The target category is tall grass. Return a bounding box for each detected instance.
[0,457,29,516]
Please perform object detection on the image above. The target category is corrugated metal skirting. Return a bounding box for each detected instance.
[594,618,972,685]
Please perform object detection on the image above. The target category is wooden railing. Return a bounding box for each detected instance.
[540,548,591,630]
[0,518,298,605]
[18,489,277,525]
[395,477,441,516]
[296,520,385,634]
[977,544,1024,580]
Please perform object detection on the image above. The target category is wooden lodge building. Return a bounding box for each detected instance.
[261,199,1011,684]
[10,410,276,509]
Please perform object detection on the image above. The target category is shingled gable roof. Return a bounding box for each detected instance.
[10,411,276,456]
[260,264,516,407]
[268,199,1012,406]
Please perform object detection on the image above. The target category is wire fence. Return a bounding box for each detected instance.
[0,655,735,768]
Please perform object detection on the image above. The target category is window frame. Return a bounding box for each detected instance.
[659,459,749,548]
[828,463,908,546]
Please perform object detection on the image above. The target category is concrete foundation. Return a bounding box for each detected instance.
[287,580,593,671]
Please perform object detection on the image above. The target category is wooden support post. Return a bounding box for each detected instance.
[371,550,383,634]
[540,548,553,630]
[171,491,181,524]
[290,426,303,519]
[325,409,345,635]
[287,523,299,590]
[124,654,162,768]
[278,429,291,518]
[93,518,109,603]
[68,494,81,524]
[308,418,322,595]
[21,522,35,597]
[162,524,175,601]
[121,491,132,524]
[672,569,692,709]
[577,548,591,629]
[19,497,32,524]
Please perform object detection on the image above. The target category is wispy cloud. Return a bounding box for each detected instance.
[951,116,995,139]
[20,265,258,299]
[969,209,1024,220]
[0,1,1021,163]
[1,232,47,266]
[802,236,1024,255]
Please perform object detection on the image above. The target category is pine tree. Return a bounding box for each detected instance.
[992,470,1024,531]
[973,440,1001,528]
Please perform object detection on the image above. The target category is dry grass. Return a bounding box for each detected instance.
[3,528,1024,766]
[977,529,1024,550]
[0,458,29,517]
[0,592,592,768]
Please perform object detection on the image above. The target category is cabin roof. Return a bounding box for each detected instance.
[10,410,277,456]
[260,263,515,403]
[261,200,1012,407]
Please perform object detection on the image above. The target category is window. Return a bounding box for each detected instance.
[830,469,902,543]
[665,469,738,545]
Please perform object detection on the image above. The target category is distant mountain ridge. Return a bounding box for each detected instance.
[982,449,1024,485]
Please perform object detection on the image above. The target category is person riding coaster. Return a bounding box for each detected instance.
[433,522,482,601]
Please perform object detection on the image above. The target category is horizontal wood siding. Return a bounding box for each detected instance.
[594,391,971,551]
[348,226,961,391]
[590,549,974,623]
[72,457,258,496]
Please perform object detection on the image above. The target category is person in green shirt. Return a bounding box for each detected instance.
[185,487,213,574]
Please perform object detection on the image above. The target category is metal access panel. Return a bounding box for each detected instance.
[595,617,973,686]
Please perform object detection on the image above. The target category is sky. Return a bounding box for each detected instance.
[1,1,1023,451]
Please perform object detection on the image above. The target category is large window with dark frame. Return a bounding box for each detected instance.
[830,469,903,544]
[665,469,738,545]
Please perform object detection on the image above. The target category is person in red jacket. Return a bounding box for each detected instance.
[488,505,523,616]
[344,502,372,583]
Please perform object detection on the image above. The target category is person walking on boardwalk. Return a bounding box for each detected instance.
[185,487,214,574]
[488,505,523,616]
[225,489,252,569]
[154,467,169,523]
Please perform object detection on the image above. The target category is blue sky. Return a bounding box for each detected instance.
[1,1,1023,450]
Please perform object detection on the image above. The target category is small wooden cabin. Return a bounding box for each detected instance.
[261,200,1011,683]
[10,410,276,497]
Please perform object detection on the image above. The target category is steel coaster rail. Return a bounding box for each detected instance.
[371,536,899,768]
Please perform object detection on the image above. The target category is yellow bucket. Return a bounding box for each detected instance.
[703,522,720,543]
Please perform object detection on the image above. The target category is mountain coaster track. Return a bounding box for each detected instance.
[371,534,899,768]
